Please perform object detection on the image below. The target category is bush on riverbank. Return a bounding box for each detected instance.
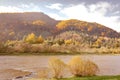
[49,57,66,78]
[68,56,99,77]
[47,56,99,79]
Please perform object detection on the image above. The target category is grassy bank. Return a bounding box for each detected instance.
[60,75,120,80]
[28,75,120,80]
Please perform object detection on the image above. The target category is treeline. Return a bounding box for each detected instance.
[0,31,120,54]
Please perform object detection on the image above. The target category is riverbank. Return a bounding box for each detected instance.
[28,75,120,80]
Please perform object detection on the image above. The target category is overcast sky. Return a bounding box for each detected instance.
[0,0,120,32]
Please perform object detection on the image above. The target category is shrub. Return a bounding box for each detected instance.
[36,35,44,44]
[82,60,99,76]
[68,56,84,77]
[5,40,19,46]
[49,57,66,78]
[13,42,31,53]
[55,39,64,45]
[65,39,73,45]
[68,56,99,77]
[0,42,7,53]
[30,44,42,53]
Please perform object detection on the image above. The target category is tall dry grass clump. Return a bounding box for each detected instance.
[49,57,66,78]
[68,56,99,77]
[68,56,84,77]
[82,60,99,76]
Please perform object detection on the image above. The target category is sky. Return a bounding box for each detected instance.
[0,0,120,32]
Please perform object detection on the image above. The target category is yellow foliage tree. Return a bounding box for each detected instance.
[56,19,81,30]
[24,33,44,44]
[65,39,73,45]
[32,20,46,26]
[93,37,104,48]
[36,35,44,43]
[25,33,36,44]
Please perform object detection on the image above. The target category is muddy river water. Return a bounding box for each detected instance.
[0,55,120,80]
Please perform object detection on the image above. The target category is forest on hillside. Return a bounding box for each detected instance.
[0,12,120,54]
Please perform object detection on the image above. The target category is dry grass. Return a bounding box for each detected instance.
[82,60,99,76]
[68,56,99,77]
[49,57,66,78]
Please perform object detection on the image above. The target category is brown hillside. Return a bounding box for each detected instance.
[0,12,120,41]
[56,19,120,38]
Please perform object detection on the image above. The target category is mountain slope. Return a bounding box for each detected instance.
[56,19,120,38]
[0,12,120,41]
[0,12,58,41]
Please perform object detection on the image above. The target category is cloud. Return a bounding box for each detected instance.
[20,4,30,8]
[0,6,22,13]
[0,3,41,13]
[113,11,120,15]
[58,1,120,32]
[19,3,42,12]
[46,3,63,10]
[47,13,65,20]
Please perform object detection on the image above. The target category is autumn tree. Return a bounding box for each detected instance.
[36,35,44,43]
[65,39,73,45]
[32,20,46,26]
[56,19,81,30]
[93,37,104,48]
[25,33,36,44]
[24,33,44,44]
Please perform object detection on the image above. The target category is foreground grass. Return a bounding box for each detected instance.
[60,75,120,80]
[28,75,120,80]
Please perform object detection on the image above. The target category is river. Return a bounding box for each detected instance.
[0,55,120,80]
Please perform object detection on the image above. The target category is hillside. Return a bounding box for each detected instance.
[0,12,56,25]
[56,19,120,38]
[0,12,58,41]
[0,12,120,41]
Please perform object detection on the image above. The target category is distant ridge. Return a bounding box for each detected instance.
[0,12,119,41]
